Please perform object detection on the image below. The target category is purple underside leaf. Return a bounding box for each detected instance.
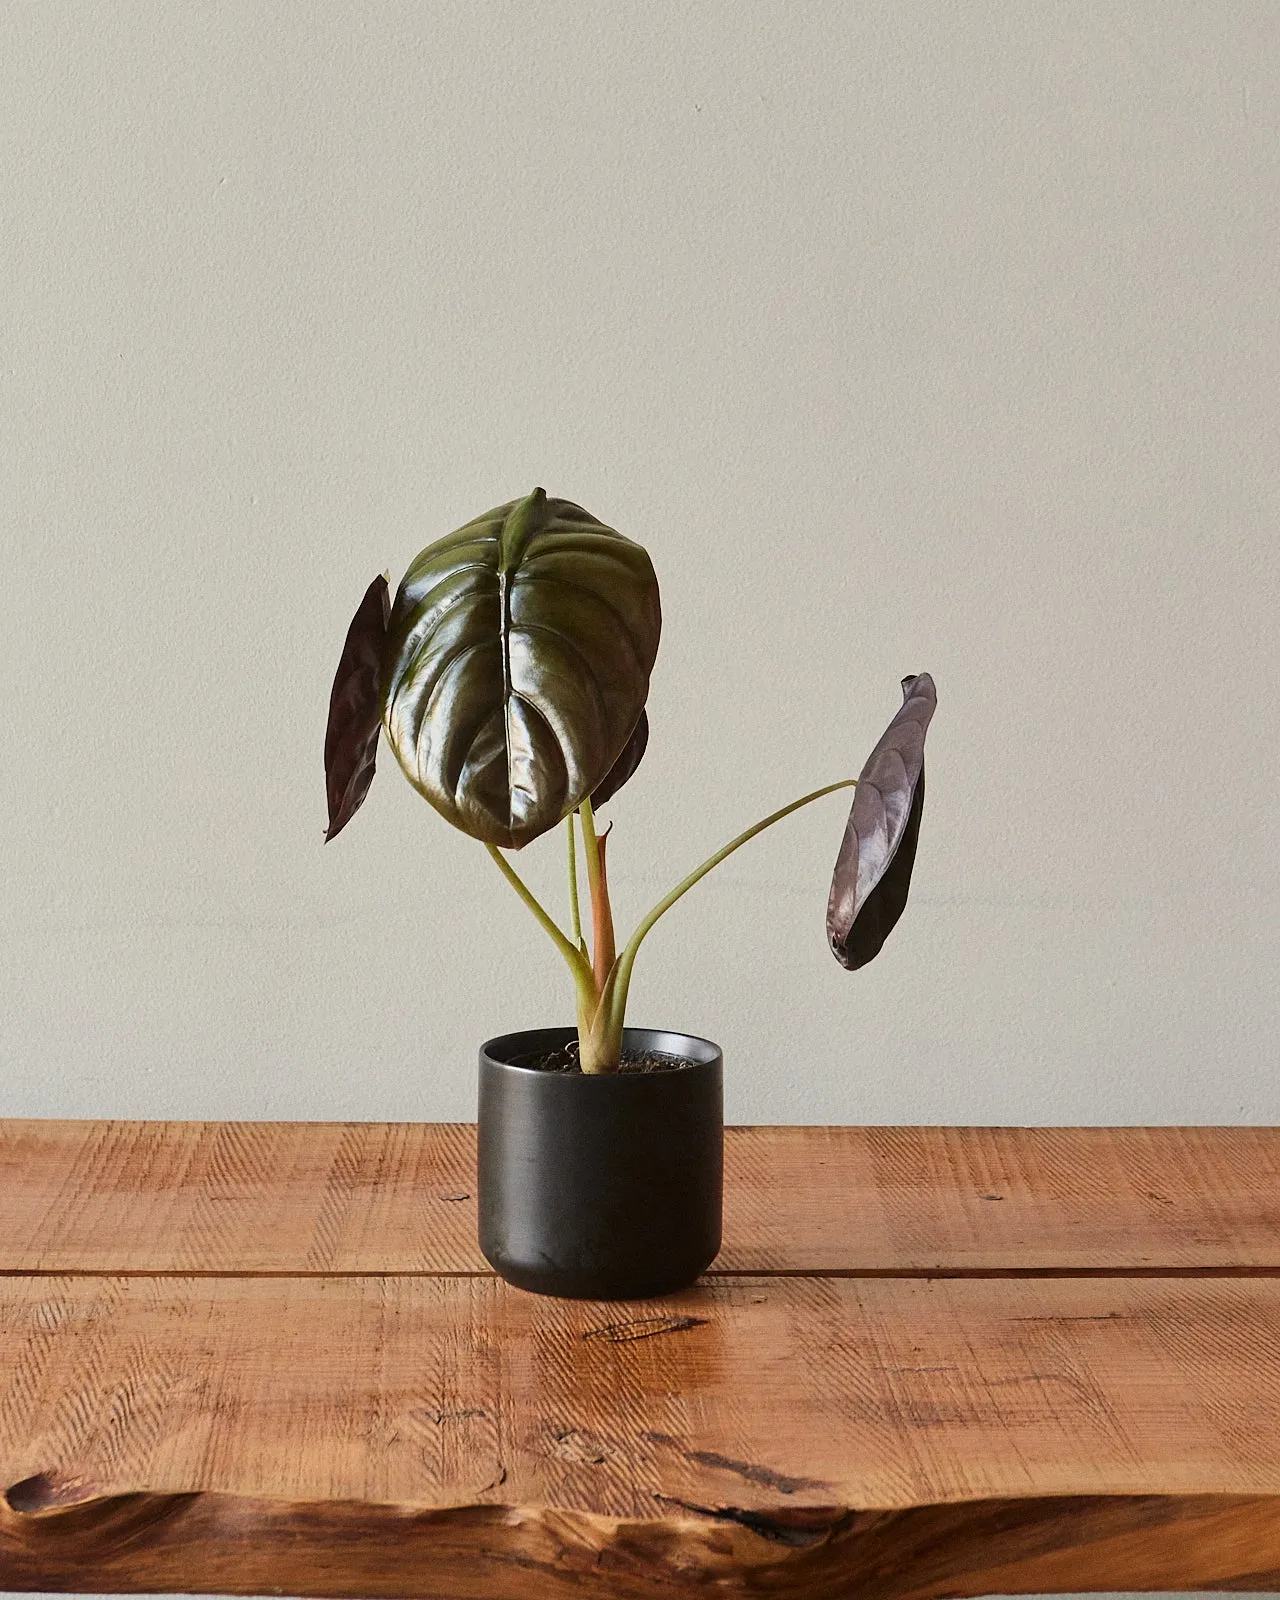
[590,709,650,809]
[324,574,391,842]
[827,673,937,970]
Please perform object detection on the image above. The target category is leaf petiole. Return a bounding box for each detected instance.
[485,843,595,1001]
[602,777,858,1042]
[579,796,603,912]
[566,815,584,949]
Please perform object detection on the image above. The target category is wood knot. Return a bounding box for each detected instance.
[546,1428,614,1465]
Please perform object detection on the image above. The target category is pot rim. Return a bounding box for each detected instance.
[481,1024,722,1072]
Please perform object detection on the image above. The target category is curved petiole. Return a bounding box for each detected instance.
[486,843,595,1001]
[602,778,858,1042]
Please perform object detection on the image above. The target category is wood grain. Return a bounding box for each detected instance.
[3,1489,1279,1599]
[3,1274,1280,1593]
[3,1121,1280,1594]
[4,1120,1279,1274]
[7,1273,1280,1511]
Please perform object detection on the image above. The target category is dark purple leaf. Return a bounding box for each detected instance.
[827,673,936,969]
[324,574,390,842]
[590,710,649,809]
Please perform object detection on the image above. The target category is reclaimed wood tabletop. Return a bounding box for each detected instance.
[2,1121,1279,1597]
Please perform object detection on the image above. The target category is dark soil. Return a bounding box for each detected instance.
[513,1040,691,1075]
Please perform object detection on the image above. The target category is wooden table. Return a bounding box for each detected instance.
[2,1122,1279,1597]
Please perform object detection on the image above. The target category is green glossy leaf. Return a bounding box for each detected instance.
[827,673,936,969]
[591,709,649,808]
[382,490,661,849]
[323,574,390,842]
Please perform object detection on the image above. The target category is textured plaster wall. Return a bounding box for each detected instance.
[2,2,1277,1132]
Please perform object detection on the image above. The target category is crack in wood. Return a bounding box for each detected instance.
[1011,1312,1128,1322]
[651,1491,846,1547]
[581,1314,708,1343]
[643,1433,831,1496]
[418,1406,487,1424]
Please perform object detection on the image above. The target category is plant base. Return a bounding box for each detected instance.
[477,1026,723,1300]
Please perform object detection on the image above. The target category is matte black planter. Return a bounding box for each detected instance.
[478,1026,723,1300]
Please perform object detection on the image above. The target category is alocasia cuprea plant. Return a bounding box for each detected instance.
[324,489,936,1072]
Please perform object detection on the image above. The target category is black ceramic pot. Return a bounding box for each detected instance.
[477,1026,723,1300]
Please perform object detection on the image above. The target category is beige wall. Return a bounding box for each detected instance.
[2,1,1277,1130]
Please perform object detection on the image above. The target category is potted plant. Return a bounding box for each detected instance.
[324,489,936,1299]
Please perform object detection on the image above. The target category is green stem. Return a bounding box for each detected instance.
[603,778,858,1042]
[579,795,603,911]
[566,815,584,951]
[485,843,595,999]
